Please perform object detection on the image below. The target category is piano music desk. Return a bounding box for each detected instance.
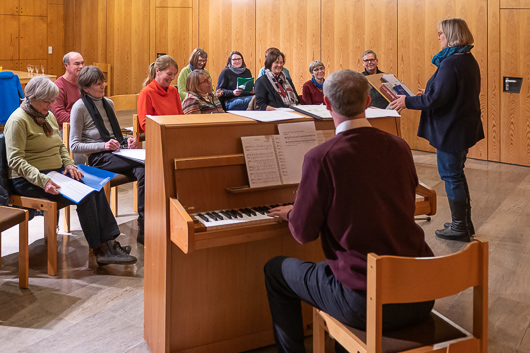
[144,113,434,353]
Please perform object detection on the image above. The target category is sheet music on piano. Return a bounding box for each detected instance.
[241,122,335,188]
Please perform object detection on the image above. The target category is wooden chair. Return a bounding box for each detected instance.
[0,206,29,288]
[313,240,488,353]
[93,62,112,96]
[1,134,63,277]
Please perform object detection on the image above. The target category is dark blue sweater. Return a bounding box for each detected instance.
[405,53,484,152]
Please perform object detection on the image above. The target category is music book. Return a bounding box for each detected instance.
[291,105,332,120]
[365,73,415,103]
[237,77,254,93]
[241,122,335,188]
[46,165,116,204]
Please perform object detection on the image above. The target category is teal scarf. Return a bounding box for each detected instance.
[431,45,474,67]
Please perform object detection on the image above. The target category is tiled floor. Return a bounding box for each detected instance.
[1,151,530,352]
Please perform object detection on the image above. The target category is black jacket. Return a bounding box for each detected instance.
[254,75,299,110]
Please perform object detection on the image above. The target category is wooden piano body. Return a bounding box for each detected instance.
[144,113,436,353]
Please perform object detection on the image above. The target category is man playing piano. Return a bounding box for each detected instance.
[265,69,434,353]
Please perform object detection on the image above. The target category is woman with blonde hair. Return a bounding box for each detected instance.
[177,48,214,102]
[182,70,224,115]
[137,55,183,133]
[390,18,483,242]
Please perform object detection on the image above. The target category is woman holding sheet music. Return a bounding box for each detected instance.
[4,75,137,265]
[390,18,484,242]
[254,50,299,111]
[216,51,254,111]
[70,66,146,245]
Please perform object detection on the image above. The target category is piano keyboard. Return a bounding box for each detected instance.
[191,204,292,231]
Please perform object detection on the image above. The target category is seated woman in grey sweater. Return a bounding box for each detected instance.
[70,66,145,245]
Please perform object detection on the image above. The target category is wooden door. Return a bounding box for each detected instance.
[0,0,20,15]
[19,15,46,60]
[0,15,19,61]
[19,0,47,16]
[499,9,530,165]
[152,0,197,79]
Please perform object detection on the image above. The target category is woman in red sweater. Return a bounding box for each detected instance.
[301,60,326,105]
[137,55,183,133]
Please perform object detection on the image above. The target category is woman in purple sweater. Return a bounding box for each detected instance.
[391,18,484,242]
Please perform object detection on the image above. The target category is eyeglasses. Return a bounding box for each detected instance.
[438,31,444,37]
[363,58,377,63]
[200,77,212,84]
[42,98,58,104]
[197,58,207,63]
[231,58,242,62]
[313,67,325,72]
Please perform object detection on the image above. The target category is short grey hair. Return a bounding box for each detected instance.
[323,69,370,117]
[309,60,325,74]
[63,51,81,65]
[362,50,377,59]
[78,65,105,96]
[24,76,59,103]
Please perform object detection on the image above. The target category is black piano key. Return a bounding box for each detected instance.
[245,208,257,216]
[206,212,220,221]
[197,213,210,222]
[220,211,233,219]
[239,208,252,217]
[211,211,224,220]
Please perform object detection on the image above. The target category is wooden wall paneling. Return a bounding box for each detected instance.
[73,0,107,67]
[20,16,47,60]
[0,60,19,71]
[499,9,530,166]
[198,0,256,88]
[63,0,75,53]
[364,0,398,76]
[47,2,65,76]
[0,0,20,15]
[500,0,530,7]
[20,0,47,16]
[321,0,366,81]
[107,0,150,95]
[255,0,321,94]
[397,0,433,151]
[156,0,192,6]
[154,6,194,77]
[488,0,501,161]
[0,15,19,61]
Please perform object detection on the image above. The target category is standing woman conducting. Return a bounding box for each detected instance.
[137,55,183,133]
[390,18,484,242]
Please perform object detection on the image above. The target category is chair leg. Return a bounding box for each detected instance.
[111,186,118,216]
[313,308,326,353]
[19,212,29,288]
[63,206,71,233]
[44,203,58,276]
[133,181,138,213]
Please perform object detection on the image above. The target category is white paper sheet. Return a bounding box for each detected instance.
[113,149,146,164]
[241,136,282,187]
[277,122,318,184]
[365,108,401,118]
[47,171,96,204]
[228,110,304,122]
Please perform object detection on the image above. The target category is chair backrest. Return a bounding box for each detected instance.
[62,123,86,165]
[109,94,139,112]
[93,62,112,96]
[366,240,488,352]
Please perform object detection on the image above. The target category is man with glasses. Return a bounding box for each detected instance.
[52,52,85,135]
[361,50,388,109]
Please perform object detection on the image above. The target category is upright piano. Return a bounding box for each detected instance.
[144,113,436,353]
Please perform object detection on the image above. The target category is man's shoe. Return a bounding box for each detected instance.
[114,241,132,254]
[96,240,137,266]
